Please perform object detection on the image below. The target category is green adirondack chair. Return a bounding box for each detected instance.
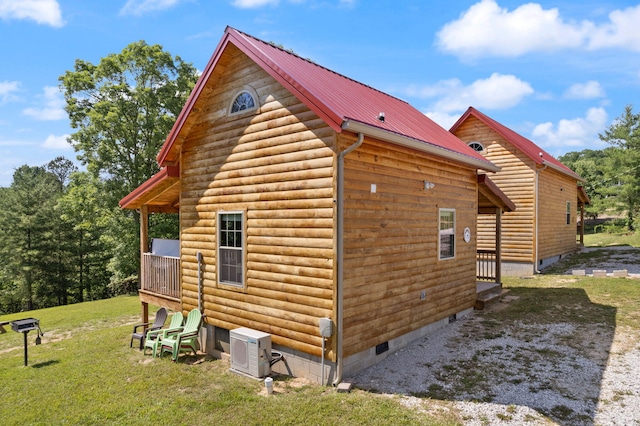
[143,311,184,357]
[159,308,203,362]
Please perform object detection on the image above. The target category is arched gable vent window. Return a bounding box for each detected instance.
[228,87,259,116]
[468,141,485,152]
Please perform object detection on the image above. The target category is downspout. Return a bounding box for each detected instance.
[333,132,364,386]
[197,251,203,311]
[534,164,548,273]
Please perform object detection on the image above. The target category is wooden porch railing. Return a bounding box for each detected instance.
[477,249,497,282]
[141,253,180,299]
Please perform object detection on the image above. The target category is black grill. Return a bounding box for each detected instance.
[10,318,40,333]
[10,317,43,366]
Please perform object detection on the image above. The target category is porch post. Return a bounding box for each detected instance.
[495,207,502,285]
[140,205,149,324]
[579,203,585,246]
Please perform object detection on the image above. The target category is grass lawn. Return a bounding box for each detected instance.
[1,231,638,425]
[0,297,456,426]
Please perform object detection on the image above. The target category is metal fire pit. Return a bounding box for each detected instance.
[10,318,43,366]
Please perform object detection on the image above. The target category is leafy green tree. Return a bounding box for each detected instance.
[599,105,640,231]
[559,148,611,219]
[57,172,113,302]
[0,166,60,310]
[59,41,198,282]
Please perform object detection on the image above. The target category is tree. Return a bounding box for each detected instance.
[59,41,198,282]
[57,172,113,302]
[559,148,610,219]
[0,166,61,310]
[599,105,640,231]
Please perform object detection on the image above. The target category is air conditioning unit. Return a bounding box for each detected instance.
[230,327,272,378]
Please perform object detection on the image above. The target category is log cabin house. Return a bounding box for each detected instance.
[450,107,589,276]
[120,27,515,384]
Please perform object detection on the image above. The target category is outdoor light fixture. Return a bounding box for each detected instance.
[424,181,435,190]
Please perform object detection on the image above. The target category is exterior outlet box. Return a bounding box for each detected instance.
[420,290,427,301]
[319,318,333,337]
[230,327,272,378]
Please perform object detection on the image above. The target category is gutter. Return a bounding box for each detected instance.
[333,132,364,386]
[342,120,500,173]
[542,160,584,182]
[534,164,548,273]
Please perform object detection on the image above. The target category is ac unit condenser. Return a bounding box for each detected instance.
[230,327,272,378]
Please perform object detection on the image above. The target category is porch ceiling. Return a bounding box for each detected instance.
[119,166,180,213]
[578,185,590,206]
[478,174,516,215]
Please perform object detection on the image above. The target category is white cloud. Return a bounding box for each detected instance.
[120,0,184,15]
[531,107,608,151]
[437,0,640,59]
[588,5,640,51]
[231,0,279,8]
[0,80,20,103]
[424,111,461,130]
[436,0,588,58]
[22,86,66,121]
[406,73,533,113]
[0,0,64,27]
[42,134,71,150]
[564,81,605,99]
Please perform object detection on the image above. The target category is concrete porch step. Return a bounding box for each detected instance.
[475,288,510,310]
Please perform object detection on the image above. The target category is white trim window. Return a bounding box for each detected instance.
[228,86,259,116]
[218,212,245,287]
[468,141,485,153]
[439,208,456,260]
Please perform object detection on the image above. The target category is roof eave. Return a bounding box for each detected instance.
[342,119,500,173]
[156,30,234,166]
[119,166,180,210]
[542,160,585,182]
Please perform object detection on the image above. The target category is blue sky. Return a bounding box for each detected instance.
[1,0,639,187]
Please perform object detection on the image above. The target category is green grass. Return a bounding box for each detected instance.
[584,230,640,247]
[0,296,458,426]
[2,235,639,425]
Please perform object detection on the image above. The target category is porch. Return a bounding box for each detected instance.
[139,253,181,319]
[475,175,515,310]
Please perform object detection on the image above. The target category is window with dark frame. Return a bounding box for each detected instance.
[230,91,256,114]
[218,212,244,287]
[439,209,455,260]
[468,141,485,152]
[566,202,571,225]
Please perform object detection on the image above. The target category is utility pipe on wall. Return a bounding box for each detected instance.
[534,164,547,274]
[197,251,203,311]
[333,132,364,387]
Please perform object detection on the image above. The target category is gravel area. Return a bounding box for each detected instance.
[349,246,640,426]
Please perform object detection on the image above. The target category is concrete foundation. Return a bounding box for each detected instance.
[203,307,474,385]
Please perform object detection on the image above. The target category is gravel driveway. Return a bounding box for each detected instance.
[349,246,640,426]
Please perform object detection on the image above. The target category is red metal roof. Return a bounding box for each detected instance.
[119,166,180,210]
[450,107,583,181]
[157,27,495,170]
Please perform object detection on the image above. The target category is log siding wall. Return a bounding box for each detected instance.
[537,168,579,260]
[453,116,580,267]
[179,47,337,358]
[453,117,536,263]
[341,136,478,357]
